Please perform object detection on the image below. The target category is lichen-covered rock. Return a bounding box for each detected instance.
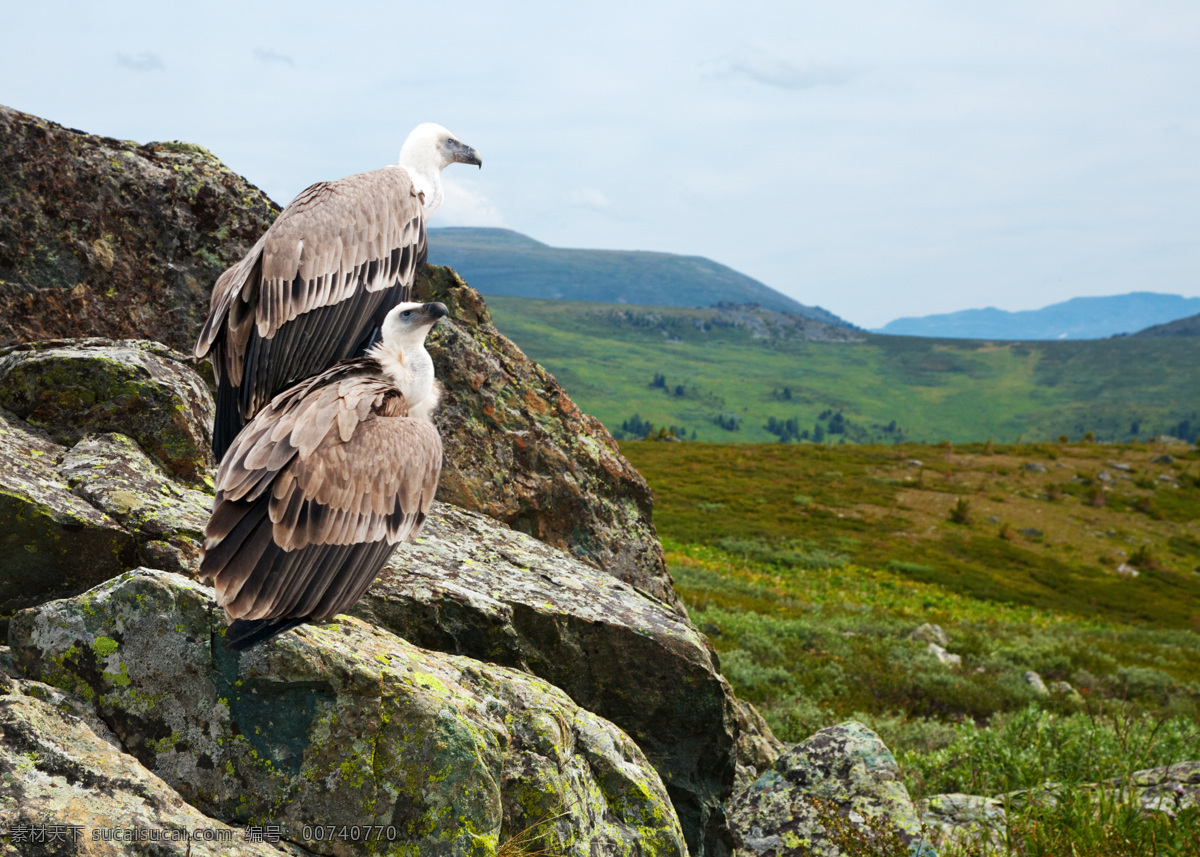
[917,793,1006,855]
[0,410,137,634]
[733,698,784,792]
[728,722,933,857]
[10,570,687,857]
[0,675,305,856]
[60,432,211,575]
[414,266,677,607]
[0,104,277,355]
[353,502,736,857]
[0,338,214,485]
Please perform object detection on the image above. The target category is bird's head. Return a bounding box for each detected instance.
[399,123,482,172]
[380,301,449,349]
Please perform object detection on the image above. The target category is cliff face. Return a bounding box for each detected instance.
[0,105,278,354]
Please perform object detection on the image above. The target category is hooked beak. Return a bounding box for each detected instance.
[453,145,482,169]
[423,302,449,322]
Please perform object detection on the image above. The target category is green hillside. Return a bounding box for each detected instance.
[427,227,851,325]
[484,296,1200,444]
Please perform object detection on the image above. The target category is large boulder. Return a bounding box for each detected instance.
[415,266,676,606]
[0,104,277,354]
[0,338,215,485]
[0,410,137,632]
[10,570,688,857]
[353,502,736,857]
[728,722,933,857]
[0,673,302,856]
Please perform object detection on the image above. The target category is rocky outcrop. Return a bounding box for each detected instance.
[415,266,676,605]
[0,104,278,354]
[0,673,304,857]
[0,338,215,485]
[10,570,688,857]
[353,501,735,856]
[728,722,932,857]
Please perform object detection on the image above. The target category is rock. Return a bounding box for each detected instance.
[734,697,784,780]
[1117,563,1140,578]
[0,409,137,634]
[59,432,211,575]
[1152,454,1175,465]
[351,502,736,857]
[414,266,677,607]
[910,623,949,647]
[0,104,277,355]
[917,793,1006,854]
[1018,528,1043,538]
[0,676,303,856]
[1126,760,1200,816]
[728,722,933,856]
[1023,671,1049,695]
[1024,462,1047,473]
[10,570,688,857]
[1048,680,1084,704]
[1107,461,1134,472]
[0,338,214,485]
[907,460,923,467]
[1097,470,1112,482]
[928,643,962,668]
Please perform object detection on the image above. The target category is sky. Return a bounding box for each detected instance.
[4,1,1198,328]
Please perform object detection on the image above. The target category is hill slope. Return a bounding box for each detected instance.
[876,292,1200,340]
[428,227,852,326]
[484,296,1200,445]
[1132,312,1200,338]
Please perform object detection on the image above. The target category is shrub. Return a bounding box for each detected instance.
[948,498,972,525]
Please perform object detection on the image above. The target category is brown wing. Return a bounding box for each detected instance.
[194,166,426,458]
[200,367,442,637]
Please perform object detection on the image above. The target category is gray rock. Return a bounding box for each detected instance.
[1152,455,1175,465]
[0,410,137,633]
[733,697,784,790]
[10,570,688,857]
[1107,461,1134,472]
[353,502,737,857]
[928,643,962,668]
[1023,671,1049,695]
[0,674,301,857]
[1097,469,1113,482]
[59,432,211,575]
[910,623,950,647]
[0,338,214,485]
[1024,462,1047,473]
[918,793,1006,854]
[1048,680,1084,703]
[728,721,934,856]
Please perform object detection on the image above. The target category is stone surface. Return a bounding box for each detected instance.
[353,502,736,857]
[927,643,962,668]
[59,432,210,575]
[0,410,137,632]
[728,721,933,857]
[0,673,304,856]
[1022,671,1049,695]
[0,338,214,485]
[414,266,677,607]
[910,623,949,648]
[917,793,1006,855]
[10,570,687,857]
[0,104,278,355]
[733,698,784,793]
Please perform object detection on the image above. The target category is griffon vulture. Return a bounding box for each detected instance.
[200,300,447,650]
[195,124,480,459]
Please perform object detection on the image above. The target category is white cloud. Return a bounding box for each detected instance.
[437,176,504,227]
[570,187,612,211]
[115,52,163,72]
[702,48,855,90]
[254,48,294,66]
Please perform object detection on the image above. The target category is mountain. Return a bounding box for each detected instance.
[876,292,1200,340]
[1131,312,1200,338]
[427,227,854,327]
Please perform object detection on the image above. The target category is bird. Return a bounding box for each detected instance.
[199,300,447,651]
[195,123,481,460]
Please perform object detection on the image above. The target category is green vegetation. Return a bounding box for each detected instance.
[486,296,1200,444]
[621,439,1200,853]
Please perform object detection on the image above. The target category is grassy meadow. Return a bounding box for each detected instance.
[623,439,1200,853]
[486,296,1200,446]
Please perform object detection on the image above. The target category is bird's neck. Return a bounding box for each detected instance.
[398,154,445,219]
[370,340,436,414]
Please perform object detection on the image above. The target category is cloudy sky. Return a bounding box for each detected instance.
[5,1,1198,327]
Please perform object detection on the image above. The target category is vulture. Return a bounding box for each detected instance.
[200,300,447,651]
[195,123,481,459]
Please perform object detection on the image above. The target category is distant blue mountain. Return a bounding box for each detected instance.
[427,227,854,328]
[876,293,1200,340]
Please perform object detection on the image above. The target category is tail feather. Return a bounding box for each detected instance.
[222,616,309,651]
[212,372,246,463]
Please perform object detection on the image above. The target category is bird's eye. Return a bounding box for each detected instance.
[401,310,413,319]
